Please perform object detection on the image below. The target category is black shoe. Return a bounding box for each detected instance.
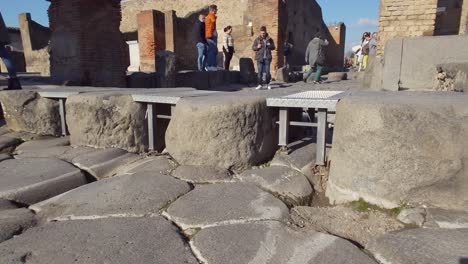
[5,78,22,90]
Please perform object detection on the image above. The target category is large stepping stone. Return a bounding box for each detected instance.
[0,90,62,136]
[172,165,233,184]
[327,92,468,210]
[237,166,313,206]
[192,221,377,264]
[291,205,404,246]
[0,158,88,205]
[0,217,198,264]
[70,148,141,179]
[166,95,277,170]
[0,208,37,243]
[31,172,191,221]
[367,228,468,264]
[165,183,289,229]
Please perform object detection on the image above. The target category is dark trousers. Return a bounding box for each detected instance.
[223,47,234,70]
[257,59,271,84]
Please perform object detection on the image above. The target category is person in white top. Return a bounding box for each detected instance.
[222,26,234,71]
[359,32,371,72]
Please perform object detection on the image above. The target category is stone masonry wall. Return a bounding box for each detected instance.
[378,0,438,55]
[461,1,468,34]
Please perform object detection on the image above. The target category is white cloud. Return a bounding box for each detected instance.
[352,18,378,28]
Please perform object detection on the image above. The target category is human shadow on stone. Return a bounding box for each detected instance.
[460,258,468,264]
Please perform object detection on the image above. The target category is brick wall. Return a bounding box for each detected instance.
[48,0,128,87]
[378,0,438,55]
[326,23,346,68]
[121,0,250,37]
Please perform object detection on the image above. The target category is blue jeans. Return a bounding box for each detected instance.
[206,38,217,68]
[196,42,207,71]
[257,59,271,84]
[0,45,17,78]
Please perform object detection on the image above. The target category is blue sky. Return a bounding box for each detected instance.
[1,0,380,51]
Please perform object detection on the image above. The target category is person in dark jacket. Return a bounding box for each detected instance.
[304,31,329,84]
[252,26,275,90]
[194,14,207,71]
[0,12,21,90]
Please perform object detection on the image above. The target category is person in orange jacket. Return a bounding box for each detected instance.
[205,5,218,71]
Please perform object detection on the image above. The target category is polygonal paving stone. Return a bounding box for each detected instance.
[0,135,21,153]
[367,228,468,264]
[0,158,88,205]
[14,136,71,159]
[70,148,141,179]
[31,172,191,221]
[0,217,198,264]
[164,183,289,230]
[192,221,377,264]
[172,165,233,183]
[0,153,12,162]
[0,208,37,243]
[237,166,313,206]
[120,156,176,175]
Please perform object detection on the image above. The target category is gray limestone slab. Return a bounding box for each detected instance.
[270,138,317,172]
[0,208,37,243]
[424,208,468,229]
[291,205,404,246]
[397,208,426,227]
[192,221,377,264]
[0,124,10,136]
[0,153,12,162]
[15,136,70,153]
[237,166,313,206]
[0,135,22,153]
[367,228,468,264]
[70,148,141,180]
[0,199,17,211]
[0,217,198,264]
[164,183,289,230]
[31,172,191,221]
[120,156,176,175]
[0,158,88,205]
[172,165,233,184]
[15,146,72,159]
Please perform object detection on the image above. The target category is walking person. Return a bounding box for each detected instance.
[222,26,234,70]
[0,12,21,90]
[283,38,293,68]
[194,14,207,71]
[303,32,329,84]
[359,32,371,72]
[253,26,275,90]
[205,4,218,71]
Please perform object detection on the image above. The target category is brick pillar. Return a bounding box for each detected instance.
[137,10,165,72]
[460,1,468,34]
[326,23,346,68]
[48,0,128,87]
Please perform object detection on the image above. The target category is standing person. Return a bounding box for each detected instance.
[194,14,207,71]
[303,32,329,84]
[368,32,379,56]
[205,4,218,71]
[253,26,275,90]
[283,38,293,68]
[0,12,21,90]
[359,32,371,72]
[222,26,234,70]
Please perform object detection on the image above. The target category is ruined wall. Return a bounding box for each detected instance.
[48,0,128,87]
[121,0,250,38]
[19,13,51,76]
[461,0,468,34]
[378,0,438,55]
[7,28,23,51]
